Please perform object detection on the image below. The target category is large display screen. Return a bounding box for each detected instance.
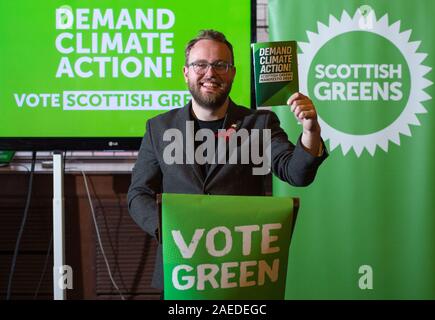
[0,0,254,150]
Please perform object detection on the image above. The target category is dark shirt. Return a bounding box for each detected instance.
[193,117,225,178]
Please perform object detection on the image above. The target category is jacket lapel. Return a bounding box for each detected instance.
[175,102,205,185]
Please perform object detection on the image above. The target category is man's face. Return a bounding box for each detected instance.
[183,39,236,110]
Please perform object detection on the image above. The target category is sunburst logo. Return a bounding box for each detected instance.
[299,9,432,156]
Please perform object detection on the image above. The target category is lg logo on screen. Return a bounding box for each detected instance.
[358,265,373,290]
[108,141,119,147]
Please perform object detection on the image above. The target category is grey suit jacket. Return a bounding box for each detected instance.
[127,100,328,289]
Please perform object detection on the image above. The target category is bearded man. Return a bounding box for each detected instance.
[127,30,328,292]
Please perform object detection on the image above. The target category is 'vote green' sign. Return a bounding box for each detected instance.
[162,194,297,300]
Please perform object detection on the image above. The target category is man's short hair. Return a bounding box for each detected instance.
[185,29,234,66]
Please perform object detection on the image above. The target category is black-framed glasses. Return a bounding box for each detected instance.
[188,61,234,75]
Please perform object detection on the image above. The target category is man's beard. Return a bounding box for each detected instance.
[187,77,233,110]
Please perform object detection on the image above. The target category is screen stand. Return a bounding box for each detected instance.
[52,151,66,300]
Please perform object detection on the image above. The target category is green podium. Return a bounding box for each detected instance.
[160,193,299,300]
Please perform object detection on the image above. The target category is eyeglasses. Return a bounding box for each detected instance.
[188,61,234,75]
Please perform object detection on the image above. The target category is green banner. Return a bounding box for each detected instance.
[0,151,15,163]
[0,0,251,138]
[162,193,297,300]
[270,0,435,299]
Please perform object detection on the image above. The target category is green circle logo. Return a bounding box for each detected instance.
[308,31,410,135]
[298,10,431,156]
